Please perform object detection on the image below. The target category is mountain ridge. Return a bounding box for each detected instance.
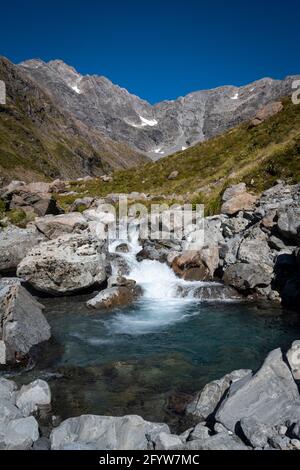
[19,57,300,159]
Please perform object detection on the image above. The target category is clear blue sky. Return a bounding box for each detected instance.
[1,0,299,103]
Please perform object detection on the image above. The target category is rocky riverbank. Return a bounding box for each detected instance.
[0,178,300,449]
[1,341,300,450]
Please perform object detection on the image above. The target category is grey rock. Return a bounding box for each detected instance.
[237,226,275,267]
[286,341,300,381]
[50,414,169,450]
[0,378,17,401]
[32,437,51,450]
[32,212,88,239]
[0,399,23,422]
[240,417,276,448]
[172,433,248,450]
[186,369,252,420]
[2,416,39,450]
[17,233,108,295]
[189,423,210,441]
[277,207,300,243]
[223,262,273,292]
[0,280,51,364]
[15,380,51,417]
[154,432,183,450]
[215,348,300,432]
[0,225,45,273]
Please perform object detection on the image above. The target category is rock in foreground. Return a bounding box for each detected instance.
[50,415,170,450]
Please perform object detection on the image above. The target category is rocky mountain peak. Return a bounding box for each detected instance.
[15,58,300,159]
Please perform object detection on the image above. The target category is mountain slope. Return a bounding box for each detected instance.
[0,57,148,183]
[20,58,299,159]
[61,97,300,214]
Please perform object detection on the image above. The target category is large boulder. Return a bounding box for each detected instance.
[215,348,300,432]
[50,414,170,450]
[0,280,51,364]
[277,207,300,244]
[0,225,45,273]
[172,247,219,281]
[17,233,108,295]
[9,186,60,217]
[237,226,274,267]
[31,212,88,239]
[186,369,252,421]
[223,262,273,293]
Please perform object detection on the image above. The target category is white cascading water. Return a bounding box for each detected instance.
[107,222,222,335]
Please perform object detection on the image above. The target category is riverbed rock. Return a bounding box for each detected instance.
[172,247,219,281]
[15,380,51,417]
[17,233,108,295]
[87,283,141,310]
[154,432,183,450]
[186,369,252,421]
[239,417,277,448]
[31,212,88,239]
[286,341,300,381]
[50,414,170,450]
[0,225,45,273]
[215,348,300,432]
[189,423,210,441]
[0,378,18,401]
[1,416,39,450]
[223,262,273,293]
[0,280,51,364]
[172,432,248,450]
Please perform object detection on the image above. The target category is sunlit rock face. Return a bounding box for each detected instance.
[20,59,298,159]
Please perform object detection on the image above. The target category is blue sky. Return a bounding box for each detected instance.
[1,0,299,103]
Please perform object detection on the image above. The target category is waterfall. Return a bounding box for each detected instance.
[109,221,222,301]
[107,221,239,335]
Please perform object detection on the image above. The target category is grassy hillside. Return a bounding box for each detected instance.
[60,97,300,215]
[0,57,148,183]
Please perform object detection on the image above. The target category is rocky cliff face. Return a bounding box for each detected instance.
[20,58,299,159]
[0,57,148,183]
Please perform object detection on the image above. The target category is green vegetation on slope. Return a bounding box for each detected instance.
[60,97,300,215]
